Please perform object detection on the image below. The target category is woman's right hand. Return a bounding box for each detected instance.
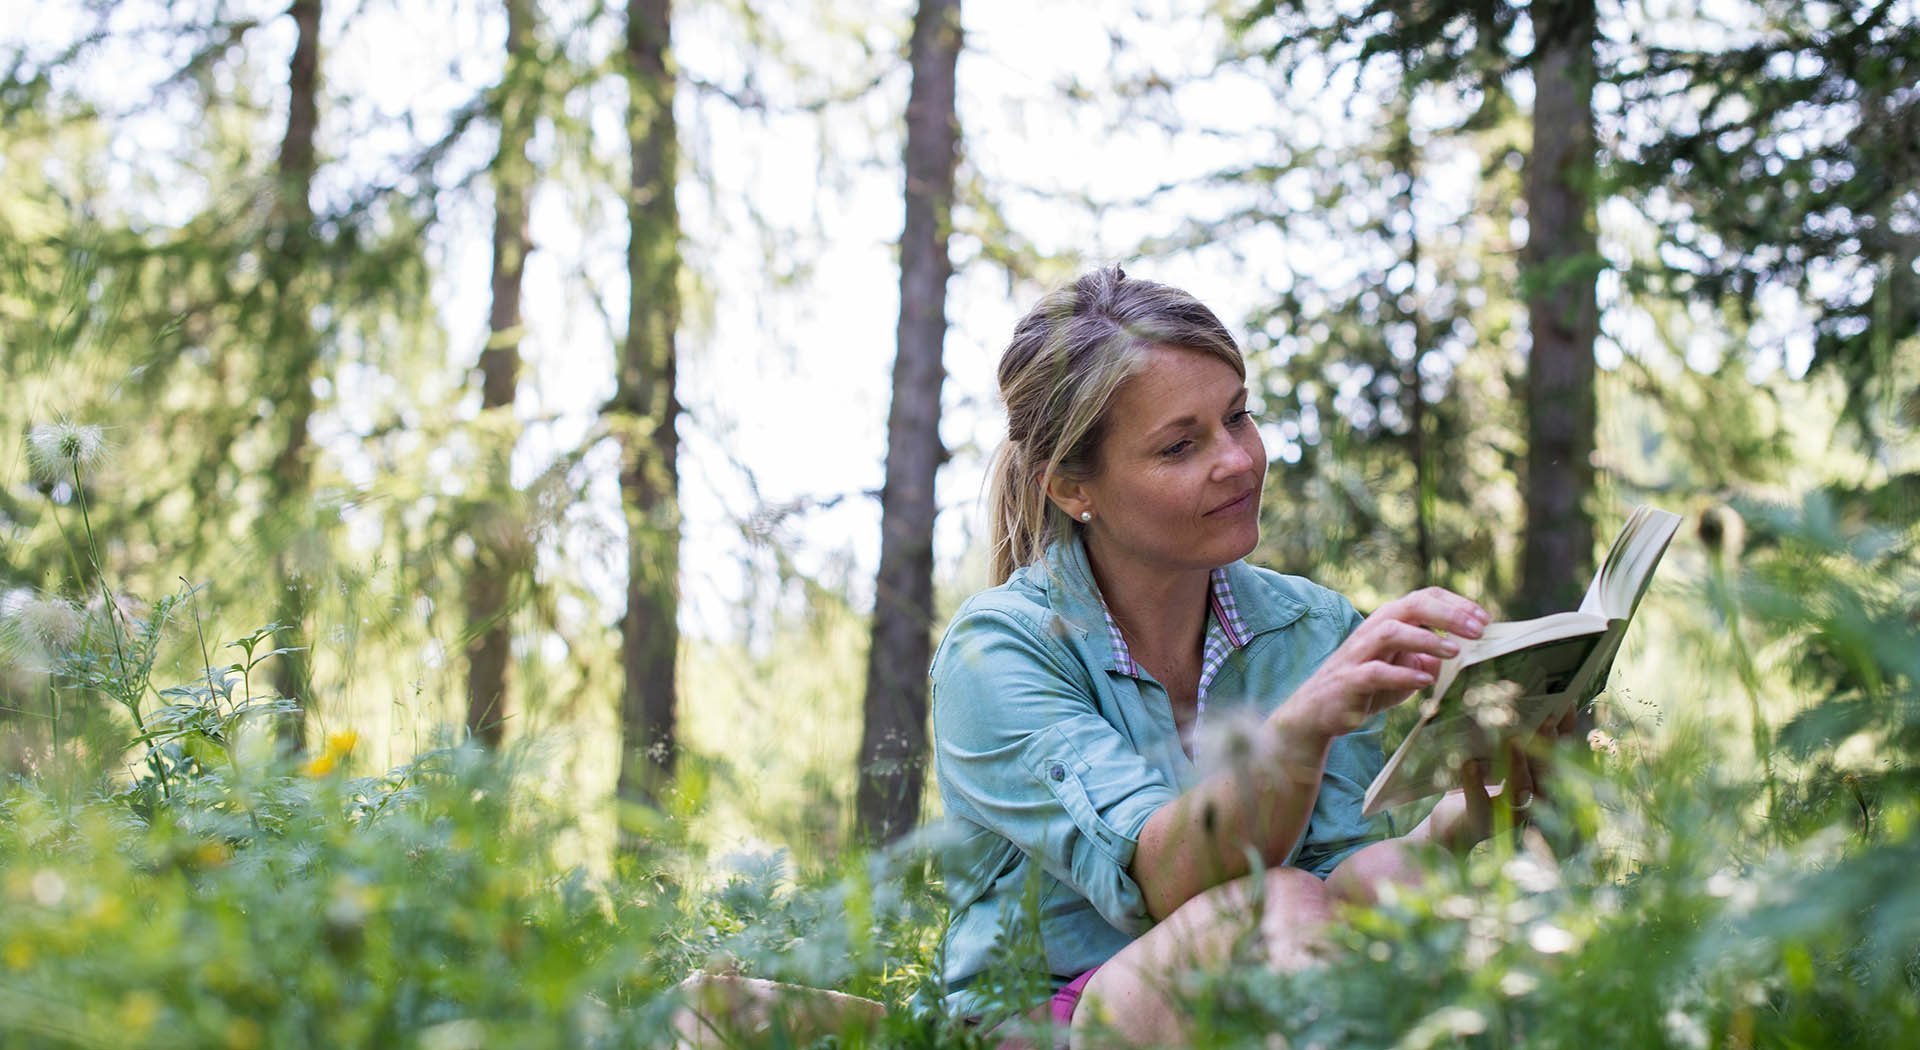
[1282,587,1489,741]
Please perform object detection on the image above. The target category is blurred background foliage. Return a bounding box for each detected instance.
[1,0,1917,1046]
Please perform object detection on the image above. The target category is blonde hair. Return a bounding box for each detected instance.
[987,266,1245,583]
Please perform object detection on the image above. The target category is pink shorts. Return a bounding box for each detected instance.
[1050,968,1099,1027]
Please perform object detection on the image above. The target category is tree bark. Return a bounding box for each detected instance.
[266,0,323,746]
[854,0,962,845]
[464,0,537,749]
[1519,0,1599,620]
[615,0,683,818]
[1389,96,1434,586]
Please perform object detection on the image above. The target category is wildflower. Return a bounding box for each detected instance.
[30,870,66,907]
[116,990,161,1040]
[303,729,360,777]
[1499,970,1540,997]
[1403,1006,1488,1050]
[1528,922,1577,954]
[3,940,32,971]
[24,420,109,484]
[1663,1007,1709,1050]
[10,595,83,651]
[224,1017,263,1050]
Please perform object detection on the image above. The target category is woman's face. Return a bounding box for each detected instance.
[1056,343,1265,578]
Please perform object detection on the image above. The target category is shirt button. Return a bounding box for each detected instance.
[1049,764,1066,782]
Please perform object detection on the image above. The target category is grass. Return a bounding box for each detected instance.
[1,418,1917,1047]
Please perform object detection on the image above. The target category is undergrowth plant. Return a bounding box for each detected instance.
[3,412,1916,1049]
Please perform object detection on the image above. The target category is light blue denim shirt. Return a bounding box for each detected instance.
[930,535,1389,1019]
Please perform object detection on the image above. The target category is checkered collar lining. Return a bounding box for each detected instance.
[1100,567,1250,712]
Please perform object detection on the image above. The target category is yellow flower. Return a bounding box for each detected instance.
[193,841,233,869]
[302,730,361,777]
[224,1017,263,1050]
[117,991,161,1038]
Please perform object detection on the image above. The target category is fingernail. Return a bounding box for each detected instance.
[1440,639,1460,657]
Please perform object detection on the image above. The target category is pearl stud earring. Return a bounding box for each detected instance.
[1079,511,1092,523]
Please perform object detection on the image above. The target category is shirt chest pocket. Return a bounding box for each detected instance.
[1019,726,1131,865]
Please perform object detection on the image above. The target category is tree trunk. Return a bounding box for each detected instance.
[854,0,962,845]
[1519,0,1599,620]
[266,0,322,747]
[1389,96,1434,586]
[464,0,537,749]
[615,0,683,818]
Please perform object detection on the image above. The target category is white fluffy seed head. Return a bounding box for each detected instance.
[10,595,84,651]
[25,420,109,484]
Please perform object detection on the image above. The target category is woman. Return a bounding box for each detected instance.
[933,266,1544,1047]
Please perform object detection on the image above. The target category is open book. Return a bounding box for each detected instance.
[1360,505,1684,817]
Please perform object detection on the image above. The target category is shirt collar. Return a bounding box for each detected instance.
[1037,531,1309,650]
[1097,566,1248,679]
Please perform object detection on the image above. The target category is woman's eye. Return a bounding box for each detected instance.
[1226,409,1254,428]
[1160,439,1192,457]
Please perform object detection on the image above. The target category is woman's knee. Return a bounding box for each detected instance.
[1326,838,1428,905]
[1258,865,1333,919]
[1251,866,1334,950]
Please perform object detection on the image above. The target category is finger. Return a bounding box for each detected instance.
[1353,619,1464,663]
[1462,759,1492,837]
[1504,739,1535,809]
[1377,587,1490,640]
[1532,723,1562,801]
[1399,652,1443,679]
[1555,703,1580,737]
[1354,661,1439,704]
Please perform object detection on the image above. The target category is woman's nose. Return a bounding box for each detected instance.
[1213,430,1255,477]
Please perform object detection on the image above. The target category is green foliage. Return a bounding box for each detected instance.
[1607,0,1920,434]
[0,614,955,1048]
[0,749,673,1048]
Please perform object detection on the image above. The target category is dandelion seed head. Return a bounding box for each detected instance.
[1504,854,1562,894]
[1404,1005,1488,1049]
[1528,922,1577,954]
[1663,1007,1708,1050]
[1436,894,1475,919]
[418,1018,485,1050]
[1499,970,1539,997]
[10,595,83,651]
[25,420,109,484]
[30,869,66,908]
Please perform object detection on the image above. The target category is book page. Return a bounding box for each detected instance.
[1424,611,1605,706]
[1364,504,1680,816]
[1373,632,1605,807]
[1584,506,1683,619]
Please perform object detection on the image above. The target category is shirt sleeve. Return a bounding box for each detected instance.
[931,609,1178,937]
[1294,596,1393,876]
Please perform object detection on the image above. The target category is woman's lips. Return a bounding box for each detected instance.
[1206,491,1255,516]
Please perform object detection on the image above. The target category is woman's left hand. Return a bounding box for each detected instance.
[1418,704,1580,852]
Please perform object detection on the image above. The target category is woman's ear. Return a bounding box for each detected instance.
[1044,472,1091,523]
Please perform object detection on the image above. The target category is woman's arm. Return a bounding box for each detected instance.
[1130,588,1488,921]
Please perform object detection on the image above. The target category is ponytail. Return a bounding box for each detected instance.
[985,439,1059,586]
